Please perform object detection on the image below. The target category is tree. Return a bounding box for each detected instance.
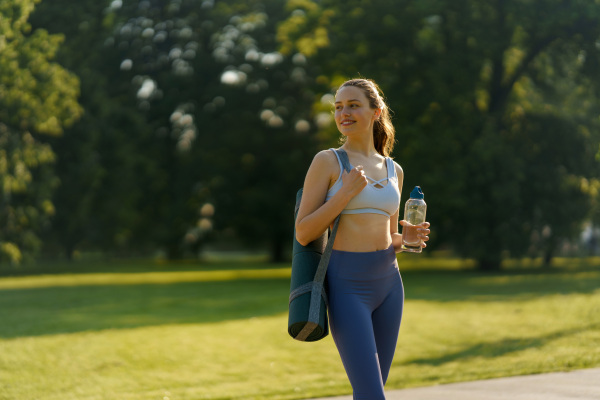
[28,0,322,261]
[0,0,82,264]
[30,0,158,259]
[106,0,322,261]
[278,0,600,269]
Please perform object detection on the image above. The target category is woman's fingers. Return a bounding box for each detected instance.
[400,220,429,230]
[347,166,366,182]
[418,224,430,247]
[418,228,430,238]
[343,166,365,179]
[342,166,368,196]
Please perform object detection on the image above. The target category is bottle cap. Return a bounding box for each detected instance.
[409,186,424,199]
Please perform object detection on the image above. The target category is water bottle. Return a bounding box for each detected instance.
[401,186,427,253]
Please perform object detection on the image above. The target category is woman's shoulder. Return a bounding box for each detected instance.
[304,149,341,188]
[311,148,340,170]
[389,158,404,179]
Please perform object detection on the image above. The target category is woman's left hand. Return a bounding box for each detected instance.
[417,222,431,248]
[399,220,430,248]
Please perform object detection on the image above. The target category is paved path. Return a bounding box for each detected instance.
[309,368,600,400]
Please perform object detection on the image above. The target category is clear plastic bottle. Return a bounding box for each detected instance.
[401,186,427,253]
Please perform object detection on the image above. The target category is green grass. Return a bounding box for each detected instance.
[0,256,599,400]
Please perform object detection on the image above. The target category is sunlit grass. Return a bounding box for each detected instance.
[0,257,599,399]
[0,268,291,290]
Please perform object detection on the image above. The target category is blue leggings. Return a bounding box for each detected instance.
[326,245,404,400]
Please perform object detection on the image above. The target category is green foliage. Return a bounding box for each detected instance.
[8,0,600,266]
[0,0,82,264]
[0,3,81,135]
[0,125,58,264]
[280,0,600,269]
[27,0,327,261]
[30,0,155,258]
[278,0,333,56]
[93,0,323,260]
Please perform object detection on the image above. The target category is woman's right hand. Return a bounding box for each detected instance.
[341,165,368,198]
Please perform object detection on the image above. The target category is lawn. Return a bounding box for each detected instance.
[0,256,599,400]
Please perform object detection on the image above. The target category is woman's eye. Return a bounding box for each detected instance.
[335,104,358,110]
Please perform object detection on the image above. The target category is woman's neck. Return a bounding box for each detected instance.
[342,135,377,157]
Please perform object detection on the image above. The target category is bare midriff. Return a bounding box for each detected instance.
[331,213,392,252]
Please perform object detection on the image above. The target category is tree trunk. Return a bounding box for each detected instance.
[543,250,553,267]
[477,237,503,271]
[477,255,502,271]
[543,237,557,267]
[270,236,285,263]
[166,242,182,260]
[64,240,77,261]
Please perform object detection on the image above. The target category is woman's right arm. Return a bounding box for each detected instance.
[295,150,367,246]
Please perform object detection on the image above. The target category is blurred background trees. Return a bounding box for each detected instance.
[1,0,599,268]
[0,0,82,264]
[279,0,600,269]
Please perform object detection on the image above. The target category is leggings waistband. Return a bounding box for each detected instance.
[328,244,398,279]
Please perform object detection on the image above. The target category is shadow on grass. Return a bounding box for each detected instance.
[402,267,600,302]
[401,323,600,366]
[1,265,599,339]
[0,259,289,277]
[0,278,291,339]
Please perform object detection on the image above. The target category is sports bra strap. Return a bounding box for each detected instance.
[386,158,395,180]
[329,148,353,175]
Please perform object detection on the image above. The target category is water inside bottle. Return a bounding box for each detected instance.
[402,207,425,252]
[406,209,424,225]
[402,224,421,246]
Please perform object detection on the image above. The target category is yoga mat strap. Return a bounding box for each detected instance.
[289,281,329,308]
[294,321,319,341]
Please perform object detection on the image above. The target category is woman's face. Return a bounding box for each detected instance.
[334,86,379,137]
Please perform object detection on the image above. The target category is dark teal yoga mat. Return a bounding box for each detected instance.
[288,189,330,341]
[288,149,351,342]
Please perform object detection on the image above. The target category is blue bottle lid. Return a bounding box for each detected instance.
[410,186,424,199]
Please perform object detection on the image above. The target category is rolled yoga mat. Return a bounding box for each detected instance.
[287,148,349,342]
[288,188,330,341]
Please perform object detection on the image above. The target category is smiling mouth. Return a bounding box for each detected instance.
[340,120,355,126]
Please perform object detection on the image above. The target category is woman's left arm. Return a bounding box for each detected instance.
[390,162,404,253]
[390,209,403,253]
[390,162,431,253]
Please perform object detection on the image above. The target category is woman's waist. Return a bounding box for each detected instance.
[332,234,392,252]
[331,214,392,252]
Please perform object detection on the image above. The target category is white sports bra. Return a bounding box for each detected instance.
[325,149,400,217]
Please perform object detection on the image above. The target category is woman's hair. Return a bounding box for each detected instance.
[337,78,395,157]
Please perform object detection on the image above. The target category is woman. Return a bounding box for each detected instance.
[295,78,430,399]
